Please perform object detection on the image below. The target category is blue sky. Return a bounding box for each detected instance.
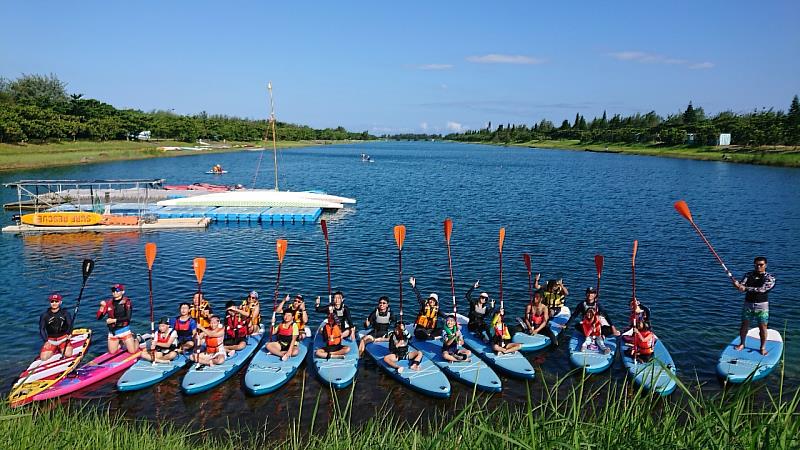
[2,1,798,134]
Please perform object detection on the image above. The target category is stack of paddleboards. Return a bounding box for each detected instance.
[244,328,312,395]
[621,329,676,396]
[512,306,570,351]
[716,328,783,383]
[310,321,359,389]
[181,325,264,395]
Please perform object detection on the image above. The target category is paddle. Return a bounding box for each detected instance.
[523,253,534,319]
[192,257,206,354]
[498,228,505,310]
[271,239,288,341]
[631,241,638,363]
[443,218,457,315]
[673,200,736,283]
[394,225,406,323]
[145,243,157,362]
[594,254,604,297]
[72,259,95,326]
[321,219,332,303]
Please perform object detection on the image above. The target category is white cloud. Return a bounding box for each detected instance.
[417,64,453,70]
[466,54,546,65]
[446,121,464,132]
[609,50,712,70]
[689,61,714,70]
[420,122,428,131]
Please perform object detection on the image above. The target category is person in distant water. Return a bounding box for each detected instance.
[140,317,179,363]
[239,290,261,335]
[278,294,309,339]
[518,289,559,347]
[191,315,226,366]
[569,287,620,337]
[441,315,471,362]
[409,276,447,340]
[465,280,495,341]
[733,256,775,356]
[491,309,522,355]
[223,300,249,356]
[96,284,139,354]
[190,292,212,329]
[315,291,354,339]
[579,309,610,354]
[626,320,655,363]
[170,303,197,352]
[212,164,223,173]
[315,314,350,360]
[39,293,74,361]
[383,322,423,373]
[543,278,569,318]
[358,296,393,356]
[266,311,300,361]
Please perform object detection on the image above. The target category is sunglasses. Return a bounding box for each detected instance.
[50,300,61,304]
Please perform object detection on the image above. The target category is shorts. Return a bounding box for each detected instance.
[369,328,390,339]
[322,344,344,353]
[41,334,69,354]
[224,336,247,346]
[157,347,177,355]
[278,339,293,352]
[393,350,410,360]
[742,303,769,325]
[108,326,132,341]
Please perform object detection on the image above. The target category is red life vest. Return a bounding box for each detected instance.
[226,313,248,339]
[96,297,131,326]
[582,317,602,337]
[528,307,545,327]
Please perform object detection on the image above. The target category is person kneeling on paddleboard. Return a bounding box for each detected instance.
[409,276,447,340]
[266,311,300,361]
[96,284,139,354]
[383,322,422,373]
[223,300,249,356]
[171,303,197,352]
[441,315,471,363]
[192,315,226,367]
[465,280,495,342]
[140,317,179,363]
[517,290,559,347]
[626,321,655,363]
[543,279,569,319]
[39,293,74,361]
[569,287,620,337]
[315,291,355,339]
[580,309,610,354]
[358,296,393,356]
[278,294,309,339]
[733,256,775,356]
[315,314,351,360]
[491,310,522,355]
[190,292,213,329]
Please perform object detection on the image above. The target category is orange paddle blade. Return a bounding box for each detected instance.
[594,254,604,276]
[320,219,329,241]
[145,242,157,270]
[276,239,288,263]
[193,257,207,284]
[632,241,639,265]
[523,253,531,272]
[394,225,406,250]
[498,227,506,252]
[443,218,453,242]
[674,200,693,222]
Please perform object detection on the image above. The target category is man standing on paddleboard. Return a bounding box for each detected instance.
[733,256,775,356]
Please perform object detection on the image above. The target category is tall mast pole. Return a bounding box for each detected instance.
[269,82,279,191]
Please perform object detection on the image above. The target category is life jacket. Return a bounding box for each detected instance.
[469,302,489,324]
[492,318,511,340]
[155,329,177,351]
[96,297,131,329]
[324,322,342,346]
[582,317,602,337]
[543,291,564,309]
[225,312,248,339]
[373,308,391,335]
[276,322,297,345]
[287,305,306,329]
[634,331,656,355]
[416,305,438,329]
[528,306,545,327]
[173,316,194,341]
[44,309,70,337]
[189,300,211,328]
[744,272,770,303]
[389,330,410,355]
[205,328,223,354]
[240,300,261,327]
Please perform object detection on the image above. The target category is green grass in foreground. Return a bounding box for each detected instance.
[2,370,798,449]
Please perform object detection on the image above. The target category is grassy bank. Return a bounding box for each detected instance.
[2,372,798,449]
[0,140,355,172]
[515,139,800,168]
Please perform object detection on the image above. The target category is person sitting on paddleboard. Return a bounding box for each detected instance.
[192,315,226,366]
[190,292,212,329]
[39,293,74,361]
[543,279,569,319]
[212,164,223,173]
[315,291,354,339]
[315,313,351,360]
[170,303,197,352]
[278,294,309,339]
[96,284,139,354]
[409,276,447,340]
[733,256,775,356]
[465,280,495,342]
[626,320,655,363]
[266,311,300,361]
[491,309,522,355]
[517,289,559,347]
[141,317,179,363]
[383,321,422,373]
[441,315,471,362]
[580,309,610,354]
[628,297,651,330]
[569,287,620,337]
[358,295,393,356]
[239,290,261,335]
[223,300,249,356]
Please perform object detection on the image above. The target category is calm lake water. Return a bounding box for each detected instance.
[1,141,799,435]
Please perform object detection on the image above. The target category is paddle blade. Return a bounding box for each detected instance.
[193,257,207,284]
[320,219,329,241]
[145,242,157,270]
[499,227,506,252]
[394,225,406,251]
[276,239,288,263]
[632,240,639,265]
[594,254,604,276]
[443,218,453,242]
[81,259,95,281]
[523,253,531,272]
[674,200,693,222]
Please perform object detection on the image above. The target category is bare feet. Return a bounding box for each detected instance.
[734,344,744,351]
[760,348,768,356]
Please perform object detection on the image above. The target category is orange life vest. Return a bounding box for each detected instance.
[205,333,223,354]
[634,331,655,355]
[416,305,438,329]
[325,322,342,346]
[190,300,211,328]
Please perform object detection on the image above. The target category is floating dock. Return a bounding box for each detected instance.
[2,218,212,234]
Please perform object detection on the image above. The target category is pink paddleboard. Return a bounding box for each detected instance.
[32,350,140,401]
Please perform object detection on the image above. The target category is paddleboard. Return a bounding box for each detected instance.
[244,331,311,396]
[456,315,535,379]
[205,171,229,174]
[20,212,103,227]
[310,321,359,389]
[621,329,677,396]
[716,328,783,383]
[357,330,451,398]
[32,349,141,401]
[181,326,264,395]
[8,329,92,407]
[117,353,190,392]
[568,330,618,374]
[408,324,502,392]
[511,306,571,351]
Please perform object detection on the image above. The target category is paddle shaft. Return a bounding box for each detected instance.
[71,259,95,331]
[445,240,456,315]
[687,220,736,283]
[398,247,404,322]
[148,267,155,360]
[271,262,283,341]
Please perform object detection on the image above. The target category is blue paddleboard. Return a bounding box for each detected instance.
[716,328,783,383]
[181,326,264,395]
[568,331,618,374]
[117,353,190,391]
[357,330,451,398]
[512,306,571,351]
[621,329,677,396]
[311,321,359,389]
[244,332,310,395]
[457,315,535,380]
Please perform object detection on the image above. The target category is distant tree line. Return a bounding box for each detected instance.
[382,133,444,140]
[0,74,375,143]
[445,97,800,147]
